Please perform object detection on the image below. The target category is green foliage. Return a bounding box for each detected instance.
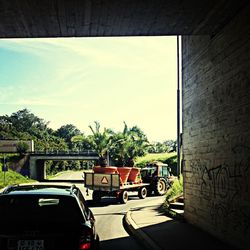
[135,152,176,166]
[0,109,68,152]
[148,140,177,153]
[45,160,94,176]
[0,109,48,139]
[0,162,35,189]
[88,121,113,158]
[159,175,184,220]
[165,174,183,201]
[16,141,29,154]
[109,122,150,167]
[1,109,177,176]
[164,140,177,152]
[71,135,85,150]
[135,152,177,175]
[54,124,81,149]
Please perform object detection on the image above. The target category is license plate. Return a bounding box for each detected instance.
[17,240,44,250]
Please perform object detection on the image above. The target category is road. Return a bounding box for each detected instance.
[52,171,165,250]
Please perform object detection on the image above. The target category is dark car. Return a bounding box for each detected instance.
[0,184,99,250]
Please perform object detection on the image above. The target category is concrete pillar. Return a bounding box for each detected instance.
[29,157,46,181]
[36,160,46,181]
[29,157,37,179]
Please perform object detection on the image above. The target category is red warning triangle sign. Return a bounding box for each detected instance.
[101,176,109,184]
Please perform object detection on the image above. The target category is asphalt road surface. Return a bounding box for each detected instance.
[52,171,164,250]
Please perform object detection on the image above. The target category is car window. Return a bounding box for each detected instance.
[162,166,169,177]
[0,195,84,224]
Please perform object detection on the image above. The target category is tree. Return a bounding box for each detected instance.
[88,121,113,166]
[9,109,48,133]
[164,140,177,152]
[16,141,29,155]
[148,140,177,153]
[54,124,81,149]
[71,135,93,151]
[109,122,150,167]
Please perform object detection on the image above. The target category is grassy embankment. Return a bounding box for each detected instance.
[135,152,177,175]
[0,166,35,189]
[0,154,35,189]
[135,152,176,165]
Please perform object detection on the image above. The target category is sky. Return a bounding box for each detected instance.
[0,36,177,142]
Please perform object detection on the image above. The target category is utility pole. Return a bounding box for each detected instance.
[177,36,182,177]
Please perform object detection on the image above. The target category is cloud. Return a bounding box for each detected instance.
[0,36,177,74]
[0,36,177,141]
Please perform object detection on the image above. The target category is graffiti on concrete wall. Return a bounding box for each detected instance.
[188,145,250,236]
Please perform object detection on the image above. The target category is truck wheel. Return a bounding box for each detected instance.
[92,191,101,203]
[154,178,168,196]
[138,187,147,199]
[119,191,128,204]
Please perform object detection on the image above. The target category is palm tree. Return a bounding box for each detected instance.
[109,122,150,167]
[88,121,113,166]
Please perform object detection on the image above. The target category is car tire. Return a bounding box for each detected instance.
[119,190,128,204]
[154,178,168,196]
[138,187,147,199]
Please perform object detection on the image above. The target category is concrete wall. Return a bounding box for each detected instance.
[182,5,250,249]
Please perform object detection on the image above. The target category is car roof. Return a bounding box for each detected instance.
[1,183,79,197]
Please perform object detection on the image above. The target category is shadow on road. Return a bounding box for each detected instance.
[86,195,142,207]
[100,235,142,250]
[86,198,120,207]
[125,218,237,250]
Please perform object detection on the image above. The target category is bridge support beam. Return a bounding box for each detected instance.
[30,158,46,181]
[29,152,99,181]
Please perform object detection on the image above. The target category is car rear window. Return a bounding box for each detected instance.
[0,195,84,224]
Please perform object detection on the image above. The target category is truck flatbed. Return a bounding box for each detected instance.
[119,182,149,190]
[84,172,149,203]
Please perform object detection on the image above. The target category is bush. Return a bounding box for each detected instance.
[159,175,184,220]
[164,154,177,175]
[166,174,183,201]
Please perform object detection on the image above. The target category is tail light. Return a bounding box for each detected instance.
[79,227,92,250]
[79,242,91,250]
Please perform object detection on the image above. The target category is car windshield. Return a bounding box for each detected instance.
[0,195,84,224]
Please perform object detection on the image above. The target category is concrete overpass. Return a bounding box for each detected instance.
[0,0,248,37]
[0,0,249,248]
[29,151,99,181]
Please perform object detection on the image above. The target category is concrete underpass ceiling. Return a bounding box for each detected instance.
[0,0,249,38]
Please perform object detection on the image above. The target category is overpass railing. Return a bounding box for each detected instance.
[30,150,99,156]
